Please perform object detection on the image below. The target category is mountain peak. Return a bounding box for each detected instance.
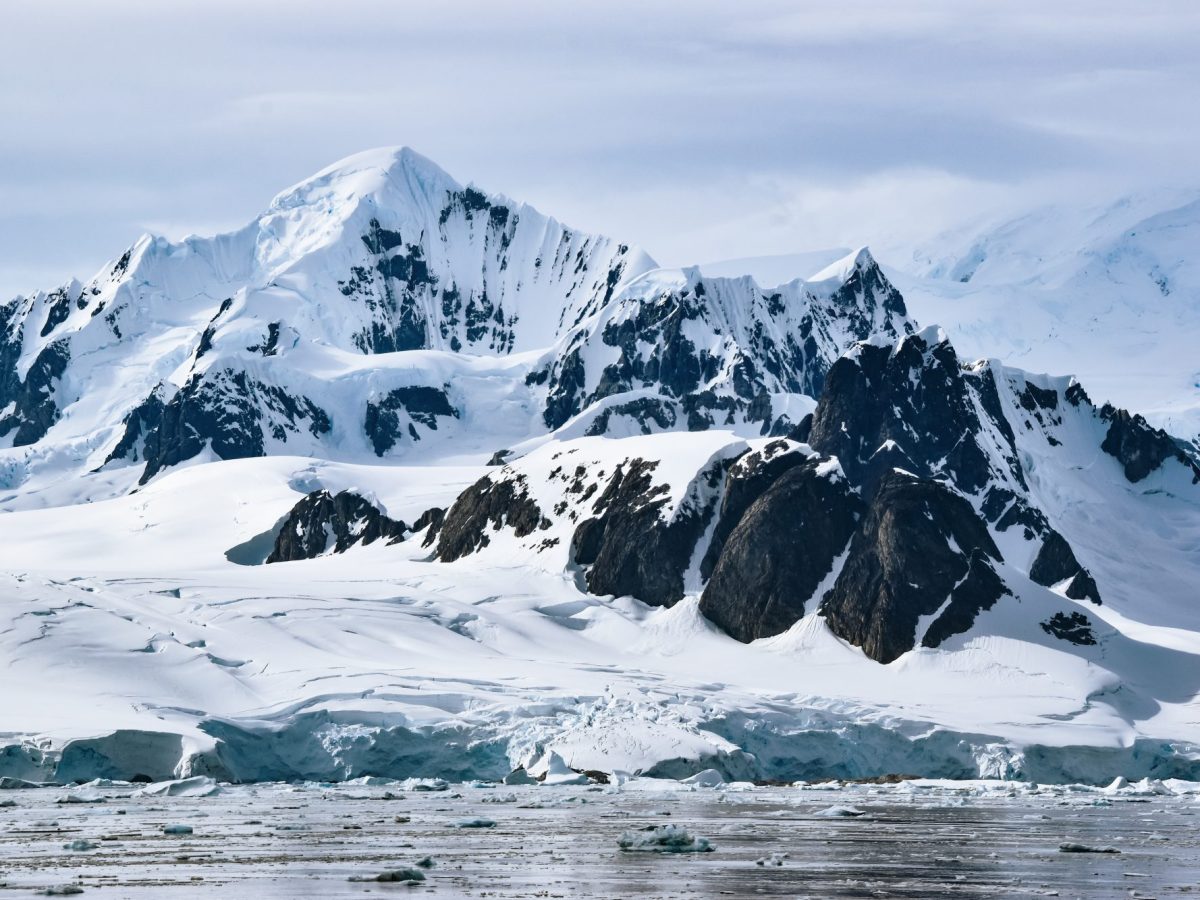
[808,246,878,284]
[267,146,463,219]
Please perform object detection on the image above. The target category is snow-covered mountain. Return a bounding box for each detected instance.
[0,149,1198,787]
[892,191,1200,446]
[0,148,910,507]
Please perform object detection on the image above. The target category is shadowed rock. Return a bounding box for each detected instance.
[267,490,407,562]
[1100,405,1200,483]
[436,474,549,562]
[571,459,714,607]
[820,472,1006,663]
[700,455,863,642]
[1029,530,1101,604]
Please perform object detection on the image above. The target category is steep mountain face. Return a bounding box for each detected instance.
[698,447,863,642]
[818,472,1008,664]
[529,249,912,436]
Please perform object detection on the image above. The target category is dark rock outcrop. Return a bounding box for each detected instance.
[699,456,863,642]
[583,397,678,436]
[411,506,446,547]
[820,473,1007,664]
[1040,611,1097,646]
[1100,405,1200,483]
[107,370,332,484]
[920,553,1010,649]
[436,474,550,562]
[1029,530,1101,604]
[365,386,459,456]
[534,253,911,435]
[699,441,814,581]
[0,338,71,446]
[267,490,408,563]
[103,389,167,465]
[570,459,715,607]
[806,330,1019,498]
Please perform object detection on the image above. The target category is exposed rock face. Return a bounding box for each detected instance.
[435,474,550,562]
[698,441,815,581]
[583,397,678,437]
[364,386,459,456]
[0,336,71,447]
[534,251,913,434]
[571,459,718,607]
[1029,531,1101,605]
[411,506,446,548]
[819,473,1008,664]
[267,490,408,563]
[1100,405,1200,483]
[806,328,1020,498]
[919,553,1010,650]
[699,455,863,642]
[104,389,167,466]
[1040,611,1097,646]
[110,371,332,484]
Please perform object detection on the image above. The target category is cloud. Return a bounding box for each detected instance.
[0,1,1197,296]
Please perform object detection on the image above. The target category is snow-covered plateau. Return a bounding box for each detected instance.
[0,148,1198,787]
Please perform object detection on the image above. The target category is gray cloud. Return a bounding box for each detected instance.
[1,0,1197,295]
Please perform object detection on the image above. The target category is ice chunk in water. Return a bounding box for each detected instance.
[349,868,426,883]
[816,805,867,817]
[681,769,726,788]
[134,776,220,798]
[618,824,714,853]
[453,816,496,828]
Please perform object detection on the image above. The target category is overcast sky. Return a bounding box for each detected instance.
[2,0,1198,297]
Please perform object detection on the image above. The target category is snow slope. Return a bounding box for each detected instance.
[894,192,1200,445]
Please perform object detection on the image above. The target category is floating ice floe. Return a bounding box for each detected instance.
[480,792,518,804]
[681,769,726,788]
[349,868,426,883]
[502,767,538,786]
[452,816,496,828]
[55,791,105,805]
[62,839,98,851]
[531,751,590,786]
[0,778,55,790]
[399,777,448,792]
[163,824,193,835]
[816,805,867,817]
[618,824,714,853]
[134,776,220,798]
